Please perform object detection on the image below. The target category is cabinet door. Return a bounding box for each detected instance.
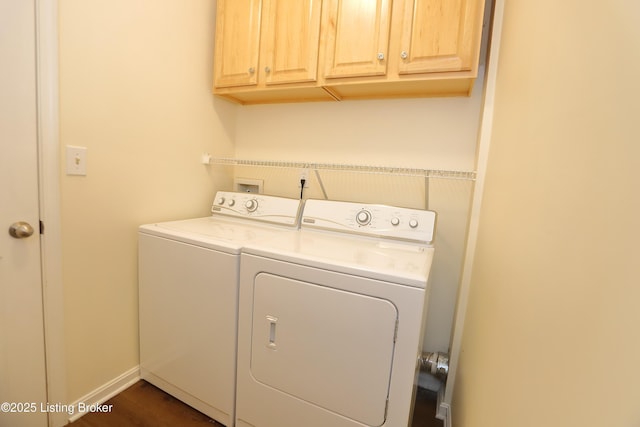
[214,0,262,88]
[260,0,322,85]
[398,0,484,74]
[323,0,392,79]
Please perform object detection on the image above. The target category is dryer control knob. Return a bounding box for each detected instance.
[391,217,400,226]
[228,199,235,207]
[409,219,419,228]
[245,199,258,212]
[356,210,372,226]
[217,197,226,205]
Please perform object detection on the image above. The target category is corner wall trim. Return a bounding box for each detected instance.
[67,366,140,423]
[441,0,506,417]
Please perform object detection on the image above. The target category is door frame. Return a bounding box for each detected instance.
[35,1,67,426]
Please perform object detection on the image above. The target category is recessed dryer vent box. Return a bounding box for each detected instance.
[234,178,263,194]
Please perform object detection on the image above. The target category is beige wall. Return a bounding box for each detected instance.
[233,83,485,353]
[58,0,486,403]
[59,0,235,401]
[453,1,640,426]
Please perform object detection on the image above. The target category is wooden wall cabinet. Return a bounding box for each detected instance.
[322,0,393,79]
[320,0,486,100]
[213,0,486,104]
[213,0,262,89]
[213,0,334,104]
[397,0,483,75]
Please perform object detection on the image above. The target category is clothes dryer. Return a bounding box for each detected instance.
[235,199,436,427]
[138,191,301,427]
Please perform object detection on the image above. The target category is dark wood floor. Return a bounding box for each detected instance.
[412,386,444,427]
[68,380,443,427]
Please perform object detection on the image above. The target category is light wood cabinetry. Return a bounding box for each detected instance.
[213,0,486,104]
[322,0,392,79]
[397,0,483,75]
[261,0,322,85]
[321,0,486,100]
[213,0,262,88]
[213,0,334,104]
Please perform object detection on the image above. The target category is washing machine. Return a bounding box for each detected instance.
[138,191,302,427]
[235,199,437,427]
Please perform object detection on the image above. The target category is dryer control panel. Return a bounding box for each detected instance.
[301,199,436,244]
[211,191,302,226]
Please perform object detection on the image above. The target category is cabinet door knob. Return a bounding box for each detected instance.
[248,67,255,74]
[265,66,271,73]
[400,51,408,60]
[377,52,385,60]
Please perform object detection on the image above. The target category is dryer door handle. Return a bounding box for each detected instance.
[266,315,278,350]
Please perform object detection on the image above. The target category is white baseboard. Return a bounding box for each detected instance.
[67,366,140,423]
[437,386,452,427]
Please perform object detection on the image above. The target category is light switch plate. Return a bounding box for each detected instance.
[66,145,87,176]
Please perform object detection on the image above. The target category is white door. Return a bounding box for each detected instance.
[0,1,49,426]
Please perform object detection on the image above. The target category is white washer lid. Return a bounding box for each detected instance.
[139,216,299,254]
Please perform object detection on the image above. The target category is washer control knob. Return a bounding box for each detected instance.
[228,199,235,207]
[217,197,226,205]
[409,219,419,228]
[356,210,372,226]
[245,199,258,212]
[391,217,400,226]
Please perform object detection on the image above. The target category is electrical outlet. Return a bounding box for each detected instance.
[298,168,310,188]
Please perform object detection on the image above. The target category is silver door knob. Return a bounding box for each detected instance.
[400,51,408,60]
[9,221,35,239]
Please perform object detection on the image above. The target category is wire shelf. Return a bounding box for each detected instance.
[209,157,476,181]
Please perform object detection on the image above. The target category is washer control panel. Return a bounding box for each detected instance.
[211,191,302,226]
[301,199,436,244]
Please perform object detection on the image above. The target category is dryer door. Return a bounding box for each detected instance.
[251,272,398,426]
